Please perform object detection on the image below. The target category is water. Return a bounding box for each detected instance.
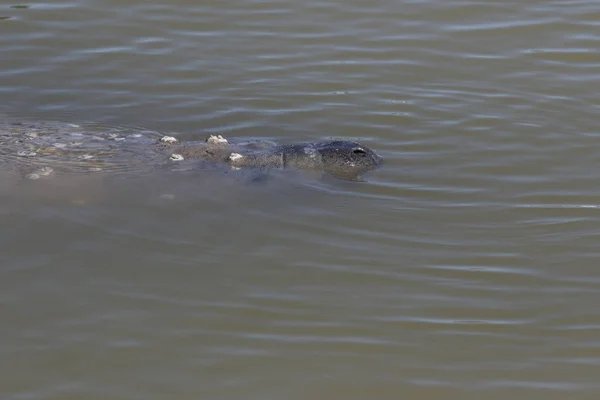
[2,0,600,398]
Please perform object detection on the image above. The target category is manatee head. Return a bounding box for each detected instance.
[314,140,382,180]
[228,140,383,181]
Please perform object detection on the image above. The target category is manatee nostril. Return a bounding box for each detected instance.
[353,148,367,156]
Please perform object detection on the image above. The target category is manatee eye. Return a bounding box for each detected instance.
[353,147,367,156]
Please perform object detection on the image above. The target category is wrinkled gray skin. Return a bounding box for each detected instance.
[0,119,382,181]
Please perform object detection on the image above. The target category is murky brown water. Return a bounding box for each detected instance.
[2,0,600,398]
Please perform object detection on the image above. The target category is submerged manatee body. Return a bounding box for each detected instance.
[0,119,382,181]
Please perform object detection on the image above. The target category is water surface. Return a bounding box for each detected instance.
[2,0,600,398]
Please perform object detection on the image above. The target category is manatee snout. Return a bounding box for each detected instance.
[318,141,382,180]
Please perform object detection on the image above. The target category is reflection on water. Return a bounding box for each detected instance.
[2,0,600,398]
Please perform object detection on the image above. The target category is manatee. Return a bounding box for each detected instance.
[0,119,382,182]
